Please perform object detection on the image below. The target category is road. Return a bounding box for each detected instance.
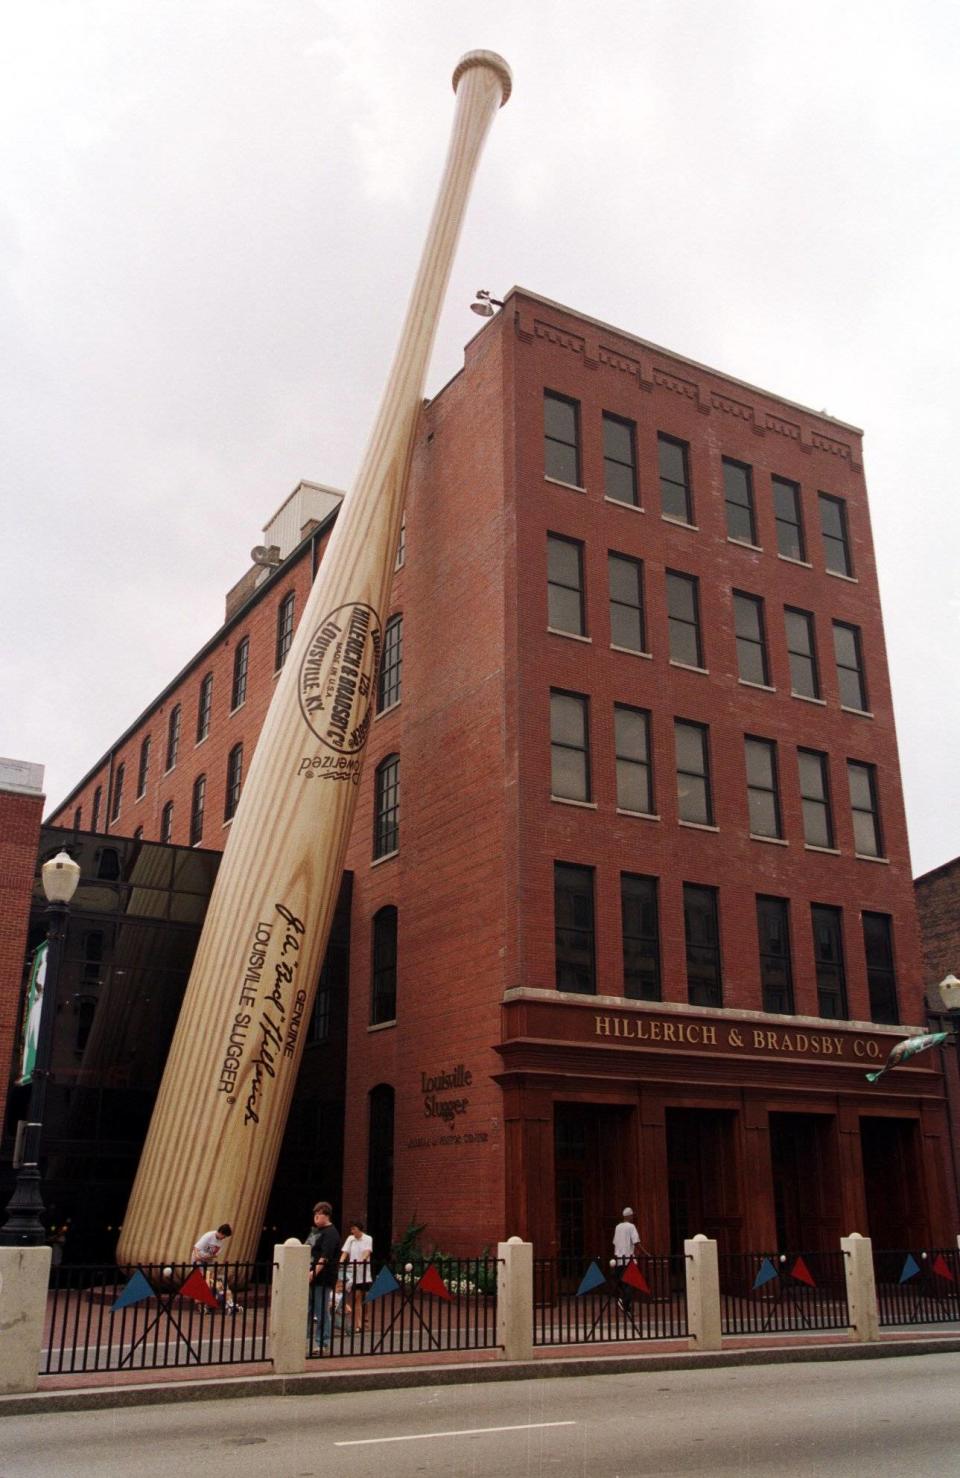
[2,1354,959,1477]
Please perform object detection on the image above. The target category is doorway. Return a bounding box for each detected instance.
[666,1108,741,1255]
[554,1103,635,1272]
[860,1116,927,1249]
[769,1113,841,1251]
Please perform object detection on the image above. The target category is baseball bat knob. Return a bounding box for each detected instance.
[452,50,512,106]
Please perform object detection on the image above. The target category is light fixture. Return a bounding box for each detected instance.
[938,974,960,1013]
[41,850,81,906]
[470,288,504,318]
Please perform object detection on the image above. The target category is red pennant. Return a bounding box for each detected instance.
[621,1260,651,1294]
[790,1257,816,1287]
[416,1264,453,1301]
[932,1254,955,1282]
[179,1268,220,1307]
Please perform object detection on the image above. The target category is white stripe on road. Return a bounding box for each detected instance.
[335,1421,577,1447]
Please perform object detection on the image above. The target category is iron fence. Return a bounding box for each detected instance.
[874,1248,960,1327]
[719,1250,849,1335]
[533,1255,687,1345]
[43,1261,273,1375]
[307,1256,500,1359]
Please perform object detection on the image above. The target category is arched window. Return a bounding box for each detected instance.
[377,614,403,712]
[224,743,243,820]
[196,672,213,743]
[166,704,182,770]
[110,763,125,821]
[275,591,295,671]
[373,755,399,859]
[91,786,102,832]
[371,906,398,1024]
[137,735,151,798]
[190,773,206,846]
[160,800,174,844]
[231,636,250,710]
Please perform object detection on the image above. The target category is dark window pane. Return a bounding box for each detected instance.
[819,493,853,576]
[757,896,794,1013]
[608,553,644,651]
[864,912,898,1025]
[812,904,847,1018]
[371,906,398,1024]
[658,434,692,522]
[723,459,756,543]
[834,622,867,711]
[555,862,595,994]
[848,761,882,857]
[622,873,661,1000]
[746,735,781,839]
[603,414,637,506]
[684,884,721,1007]
[547,535,585,635]
[551,691,590,801]
[196,673,213,742]
[545,392,581,484]
[378,614,403,711]
[275,591,295,671]
[734,593,769,685]
[799,748,833,848]
[374,755,400,857]
[166,705,181,770]
[675,721,712,825]
[232,636,250,709]
[224,744,243,821]
[615,705,652,813]
[667,572,702,667]
[785,607,819,698]
[773,477,805,560]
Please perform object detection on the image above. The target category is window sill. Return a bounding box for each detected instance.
[547,627,592,643]
[371,849,399,868]
[669,660,709,675]
[840,706,874,719]
[791,692,826,706]
[610,644,652,659]
[678,820,719,832]
[368,1019,397,1034]
[222,817,234,829]
[551,795,598,810]
[804,844,841,855]
[662,515,698,531]
[739,679,776,693]
[777,554,812,568]
[727,537,763,552]
[617,808,660,821]
[855,852,889,865]
[229,702,246,716]
[195,735,209,749]
[376,700,401,721]
[136,791,146,803]
[164,765,176,777]
[750,833,788,846]
[545,476,587,494]
[604,496,644,513]
[826,569,858,583]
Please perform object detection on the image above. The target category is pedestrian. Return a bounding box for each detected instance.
[192,1221,240,1312]
[339,1219,374,1331]
[613,1207,647,1312]
[306,1201,341,1351]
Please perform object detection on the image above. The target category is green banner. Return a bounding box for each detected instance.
[18,940,48,1085]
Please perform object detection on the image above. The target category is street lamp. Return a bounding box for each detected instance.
[0,849,80,1245]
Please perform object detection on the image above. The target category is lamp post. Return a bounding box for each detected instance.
[0,849,80,1245]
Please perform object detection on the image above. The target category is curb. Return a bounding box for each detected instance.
[4,1335,960,1417]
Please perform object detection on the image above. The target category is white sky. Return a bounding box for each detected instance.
[2,0,957,876]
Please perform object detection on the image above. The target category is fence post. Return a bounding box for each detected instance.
[841,1232,879,1342]
[0,1245,51,1393]
[496,1237,533,1362]
[270,1238,311,1374]
[684,1234,721,1351]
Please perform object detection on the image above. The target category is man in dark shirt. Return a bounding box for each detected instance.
[306,1201,341,1351]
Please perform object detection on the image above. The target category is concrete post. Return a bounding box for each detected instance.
[0,1245,51,1394]
[496,1237,533,1362]
[841,1232,879,1342]
[684,1234,721,1351]
[270,1239,311,1374]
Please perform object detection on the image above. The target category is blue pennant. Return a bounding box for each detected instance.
[364,1265,402,1303]
[899,1254,921,1284]
[752,1257,779,1290]
[576,1261,607,1296]
[111,1269,156,1311]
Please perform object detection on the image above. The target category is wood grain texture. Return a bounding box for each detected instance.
[116,51,511,1267]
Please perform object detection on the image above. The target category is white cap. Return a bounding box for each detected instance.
[622,1207,634,1218]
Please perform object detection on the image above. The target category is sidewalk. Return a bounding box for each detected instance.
[5,1328,960,1418]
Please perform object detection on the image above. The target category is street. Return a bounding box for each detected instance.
[2,1354,959,1477]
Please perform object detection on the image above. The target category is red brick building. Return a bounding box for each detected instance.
[43,289,955,1258]
[0,761,46,1143]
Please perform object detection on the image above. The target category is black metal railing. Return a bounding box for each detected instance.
[533,1255,687,1345]
[874,1248,960,1327]
[719,1250,849,1335]
[307,1257,500,1359]
[43,1261,273,1374]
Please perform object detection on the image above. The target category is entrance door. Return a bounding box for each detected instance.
[769,1113,841,1251]
[554,1103,634,1273]
[860,1117,927,1249]
[666,1108,741,1255]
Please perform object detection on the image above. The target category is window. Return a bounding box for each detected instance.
[91,786,102,832]
[615,705,653,814]
[848,760,882,857]
[833,622,868,711]
[621,873,660,1001]
[225,743,243,821]
[133,826,143,842]
[166,704,181,770]
[550,691,591,801]
[684,884,722,1007]
[798,749,833,848]
[110,763,125,821]
[190,773,206,845]
[137,736,151,798]
[555,862,595,994]
[544,390,581,484]
[812,904,847,1018]
[374,754,400,858]
[675,720,713,825]
[608,552,645,651]
[231,636,250,710]
[275,591,295,671]
[666,571,703,667]
[733,592,770,686]
[784,607,820,698]
[547,534,586,635]
[819,493,852,576]
[863,912,898,1025]
[757,896,794,1014]
[395,511,406,570]
[658,434,692,523]
[603,413,637,505]
[160,800,173,843]
[73,806,82,830]
[745,737,782,839]
[371,906,398,1024]
[723,458,756,544]
[773,476,805,560]
[196,672,213,742]
[311,987,331,1043]
[378,614,403,712]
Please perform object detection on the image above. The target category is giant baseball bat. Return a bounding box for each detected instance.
[117,51,511,1267]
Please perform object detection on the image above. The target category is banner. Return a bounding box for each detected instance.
[18,940,48,1084]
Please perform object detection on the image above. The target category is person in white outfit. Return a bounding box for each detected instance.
[613,1207,648,1260]
[339,1219,374,1330]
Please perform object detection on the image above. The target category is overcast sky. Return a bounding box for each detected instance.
[2,0,957,877]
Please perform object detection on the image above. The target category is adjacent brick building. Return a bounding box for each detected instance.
[37,289,955,1259]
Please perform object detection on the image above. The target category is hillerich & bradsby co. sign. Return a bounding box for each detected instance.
[592,1013,890,1062]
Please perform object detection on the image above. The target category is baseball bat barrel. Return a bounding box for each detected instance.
[117,51,511,1266]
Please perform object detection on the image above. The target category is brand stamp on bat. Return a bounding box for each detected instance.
[298,603,382,754]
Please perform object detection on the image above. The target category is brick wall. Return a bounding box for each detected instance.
[916,858,960,985]
[0,788,44,1140]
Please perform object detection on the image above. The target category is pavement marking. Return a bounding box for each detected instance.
[335,1421,577,1447]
